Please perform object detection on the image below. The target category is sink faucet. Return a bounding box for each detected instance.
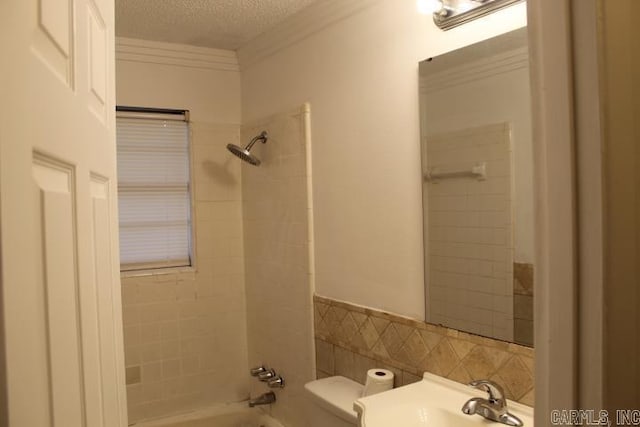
[248,391,276,407]
[461,380,523,426]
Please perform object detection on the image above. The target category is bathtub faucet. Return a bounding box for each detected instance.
[248,391,276,407]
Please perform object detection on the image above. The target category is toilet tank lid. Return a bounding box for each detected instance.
[304,376,364,423]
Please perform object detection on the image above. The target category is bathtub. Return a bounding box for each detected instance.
[130,402,285,427]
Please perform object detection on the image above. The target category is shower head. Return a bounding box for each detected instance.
[227,131,268,166]
[227,144,260,166]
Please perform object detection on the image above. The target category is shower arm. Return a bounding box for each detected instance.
[245,132,268,151]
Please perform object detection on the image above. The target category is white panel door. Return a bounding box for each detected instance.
[0,0,127,426]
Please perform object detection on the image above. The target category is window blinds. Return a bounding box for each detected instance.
[116,115,192,271]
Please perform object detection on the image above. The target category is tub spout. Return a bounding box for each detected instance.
[248,391,276,407]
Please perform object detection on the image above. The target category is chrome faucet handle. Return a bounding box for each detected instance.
[267,375,285,388]
[468,380,506,405]
[250,366,267,376]
[258,369,277,381]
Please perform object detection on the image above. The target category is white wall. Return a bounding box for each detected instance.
[116,38,241,124]
[240,0,527,319]
[116,39,247,422]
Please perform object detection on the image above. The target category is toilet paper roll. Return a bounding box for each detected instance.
[362,368,394,397]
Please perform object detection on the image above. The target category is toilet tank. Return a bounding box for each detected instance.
[304,376,364,427]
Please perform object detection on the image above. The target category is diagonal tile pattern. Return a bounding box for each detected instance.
[314,294,534,405]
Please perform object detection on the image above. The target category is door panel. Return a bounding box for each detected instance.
[89,175,122,427]
[0,0,126,425]
[33,155,84,427]
[34,0,74,86]
[88,1,108,121]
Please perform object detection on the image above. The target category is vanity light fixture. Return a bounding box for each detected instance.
[416,0,445,15]
[418,0,524,31]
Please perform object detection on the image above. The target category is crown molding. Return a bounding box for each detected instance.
[115,37,239,72]
[237,0,383,70]
[420,47,529,94]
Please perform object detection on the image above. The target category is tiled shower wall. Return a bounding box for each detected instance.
[242,105,315,427]
[425,123,514,341]
[314,295,534,406]
[121,123,249,422]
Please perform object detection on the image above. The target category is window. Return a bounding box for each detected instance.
[116,107,192,271]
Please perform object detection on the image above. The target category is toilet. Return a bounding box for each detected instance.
[304,376,364,427]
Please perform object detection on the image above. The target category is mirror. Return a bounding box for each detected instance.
[419,28,533,346]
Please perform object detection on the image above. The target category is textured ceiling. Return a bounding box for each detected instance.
[115,0,320,50]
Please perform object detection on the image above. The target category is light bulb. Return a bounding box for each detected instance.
[457,1,475,12]
[416,0,444,15]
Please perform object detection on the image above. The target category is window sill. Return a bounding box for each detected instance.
[120,265,196,279]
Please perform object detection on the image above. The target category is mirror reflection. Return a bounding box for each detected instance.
[419,28,533,346]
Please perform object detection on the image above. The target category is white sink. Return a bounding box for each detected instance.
[353,373,534,427]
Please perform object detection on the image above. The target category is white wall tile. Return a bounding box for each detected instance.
[426,125,514,341]
[119,123,250,422]
[242,107,315,427]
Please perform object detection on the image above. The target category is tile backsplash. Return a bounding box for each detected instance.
[314,294,534,406]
